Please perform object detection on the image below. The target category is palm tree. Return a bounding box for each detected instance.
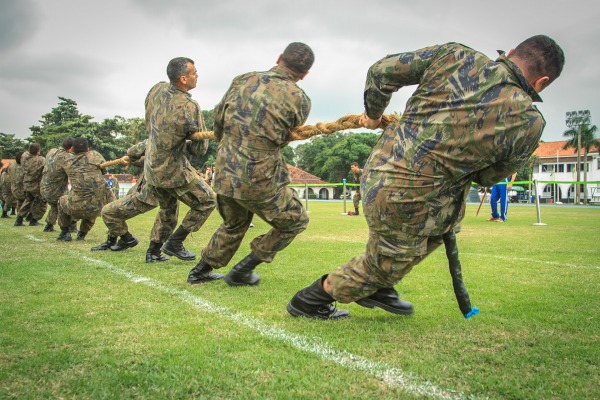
[563,123,600,203]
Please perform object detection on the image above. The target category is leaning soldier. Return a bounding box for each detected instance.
[187,42,313,286]
[8,152,25,216]
[129,57,216,263]
[15,143,47,226]
[288,35,565,319]
[40,137,74,232]
[56,137,115,241]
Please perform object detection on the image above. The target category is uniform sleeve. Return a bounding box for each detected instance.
[127,140,147,160]
[363,44,443,119]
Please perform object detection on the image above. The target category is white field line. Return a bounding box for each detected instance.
[460,252,600,270]
[20,234,476,400]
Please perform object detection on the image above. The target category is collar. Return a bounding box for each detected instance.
[168,83,192,97]
[269,64,301,81]
[496,50,543,103]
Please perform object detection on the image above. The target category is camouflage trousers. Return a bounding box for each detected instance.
[58,196,99,234]
[102,179,215,241]
[325,229,444,303]
[201,187,309,268]
[352,191,361,209]
[44,202,60,225]
[101,192,180,243]
[1,190,16,211]
[18,190,47,220]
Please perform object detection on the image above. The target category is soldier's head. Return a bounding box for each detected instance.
[508,35,565,93]
[15,151,24,165]
[167,57,198,92]
[72,137,89,154]
[350,162,360,173]
[278,42,314,80]
[28,143,41,156]
[62,137,74,151]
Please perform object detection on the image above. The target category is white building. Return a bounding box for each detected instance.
[532,141,600,203]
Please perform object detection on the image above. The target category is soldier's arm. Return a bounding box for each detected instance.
[363,44,444,119]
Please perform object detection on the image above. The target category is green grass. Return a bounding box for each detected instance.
[0,202,598,399]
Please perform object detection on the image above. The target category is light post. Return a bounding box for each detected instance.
[565,110,591,204]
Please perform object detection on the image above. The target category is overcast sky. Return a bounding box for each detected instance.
[1,0,598,143]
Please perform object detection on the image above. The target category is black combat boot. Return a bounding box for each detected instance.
[161,226,196,261]
[91,234,117,251]
[224,253,262,286]
[145,241,170,263]
[187,259,224,284]
[43,223,55,232]
[1,209,9,218]
[56,227,72,241]
[110,232,139,251]
[29,218,42,226]
[76,231,87,241]
[68,221,78,233]
[355,287,414,315]
[10,207,16,215]
[14,215,24,226]
[354,207,360,216]
[287,275,350,319]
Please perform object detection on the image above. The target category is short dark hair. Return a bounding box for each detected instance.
[28,143,40,155]
[351,162,359,167]
[15,151,24,165]
[62,137,74,150]
[281,42,314,75]
[512,35,565,84]
[72,137,89,154]
[167,57,194,83]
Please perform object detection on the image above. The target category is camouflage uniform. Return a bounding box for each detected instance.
[352,168,362,210]
[143,82,215,236]
[18,152,47,221]
[326,43,546,303]
[40,147,72,226]
[100,139,202,243]
[7,160,25,210]
[200,64,310,268]
[58,150,115,234]
[2,169,17,212]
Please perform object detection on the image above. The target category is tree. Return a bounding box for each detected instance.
[563,122,600,202]
[282,146,295,166]
[0,132,27,159]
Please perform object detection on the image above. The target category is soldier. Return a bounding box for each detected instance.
[349,161,362,216]
[8,152,25,215]
[15,143,47,226]
[287,35,565,319]
[56,137,115,241]
[103,57,216,262]
[92,139,205,263]
[187,42,313,286]
[0,169,11,217]
[40,137,74,232]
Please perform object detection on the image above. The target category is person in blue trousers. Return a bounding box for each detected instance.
[490,173,517,222]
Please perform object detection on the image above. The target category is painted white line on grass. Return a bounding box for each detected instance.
[461,252,600,270]
[21,234,475,400]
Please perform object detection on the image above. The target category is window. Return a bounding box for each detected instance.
[556,164,565,172]
[541,164,552,172]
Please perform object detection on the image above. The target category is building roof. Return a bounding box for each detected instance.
[534,141,599,158]
[287,164,328,185]
[1,159,14,172]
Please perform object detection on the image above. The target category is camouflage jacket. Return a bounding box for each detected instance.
[362,43,545,238]
[143,82,208,188]
[40,147,72,202]
[64,150,111,213]
[22,153,45,193]
[352,168,363,184]
[213,65,311,199]
[7,161,25,200]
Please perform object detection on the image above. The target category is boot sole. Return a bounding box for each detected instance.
[355,298,414,315]
[161,247,196,261]
[224,274,260,286]
[286,302,350,320]
[110,240,139,251]
[187,273,225,284]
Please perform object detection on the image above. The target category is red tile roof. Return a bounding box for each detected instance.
[534,141,599,157]
[287,164,328,184]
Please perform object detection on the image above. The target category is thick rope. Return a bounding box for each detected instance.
[100,114,401,168]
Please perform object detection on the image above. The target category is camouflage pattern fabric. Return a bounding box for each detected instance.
[327,43,546,302]
[41,147,73,225]
[58,150,115,232]
[144,82,209,189]
[201,64,310,267]
[1,171,16,210]
[9,161,25,201]
[212,65,310,200]
[352,168,362,209]
[19,153,47,220]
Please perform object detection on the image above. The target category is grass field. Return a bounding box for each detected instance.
[0,201,598,399]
